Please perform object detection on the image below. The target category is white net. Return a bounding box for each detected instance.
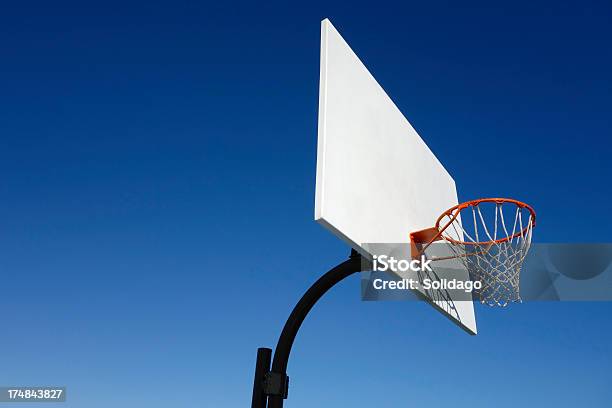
[438,200,535,307]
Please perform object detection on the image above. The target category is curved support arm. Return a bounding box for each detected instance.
[265,250,363,408]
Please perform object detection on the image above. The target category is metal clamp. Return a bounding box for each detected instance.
[264,372,289,399]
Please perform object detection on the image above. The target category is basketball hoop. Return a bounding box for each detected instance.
[410,198,536,307]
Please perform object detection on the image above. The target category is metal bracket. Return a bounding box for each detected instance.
[264,372,289,399]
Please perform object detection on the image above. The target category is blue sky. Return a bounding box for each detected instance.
[1,1,611,407]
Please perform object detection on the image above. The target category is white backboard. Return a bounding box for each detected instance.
[315,19,477,334]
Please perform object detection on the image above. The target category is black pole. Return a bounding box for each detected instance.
[251,249,364,408]
[251,348,272,408]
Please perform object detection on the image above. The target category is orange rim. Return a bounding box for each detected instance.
[434,198,536,246]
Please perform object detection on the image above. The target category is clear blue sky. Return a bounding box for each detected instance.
[1,1,611,407]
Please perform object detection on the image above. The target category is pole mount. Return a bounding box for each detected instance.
[264,372,289,399]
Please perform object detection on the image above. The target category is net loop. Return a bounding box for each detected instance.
[434,198,535,307]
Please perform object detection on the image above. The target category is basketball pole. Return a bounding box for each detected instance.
[251,249,364,408]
